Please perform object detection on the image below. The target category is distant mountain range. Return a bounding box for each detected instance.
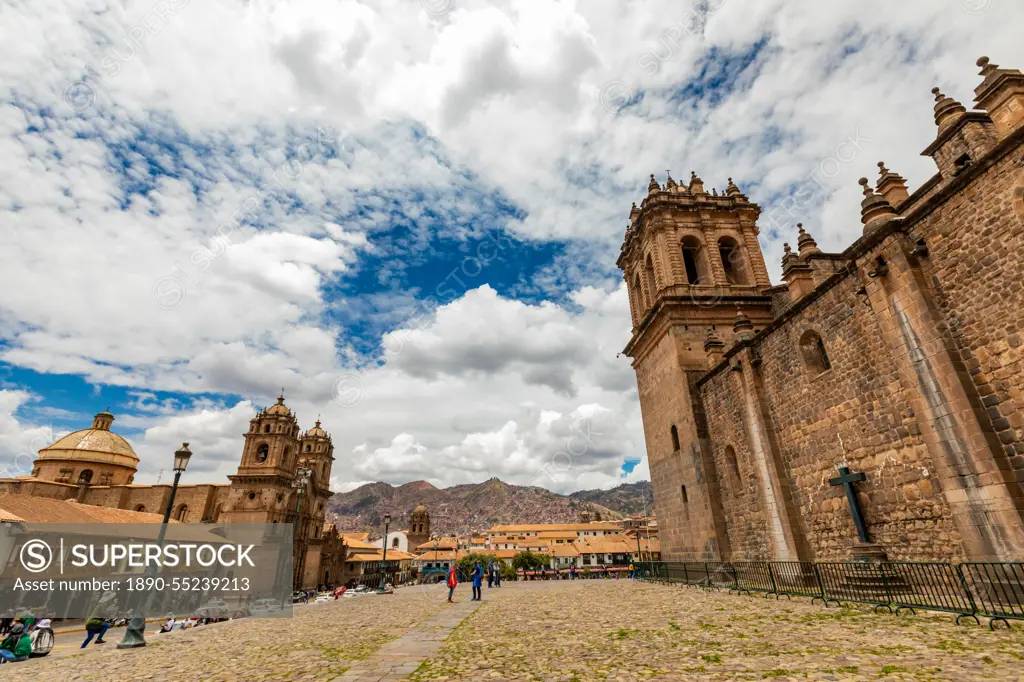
[327,478,653,536]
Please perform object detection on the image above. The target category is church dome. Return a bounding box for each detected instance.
[305,419,328,439]
[411,504,428,515]
[35,411,140,477]
[265,393,292,416]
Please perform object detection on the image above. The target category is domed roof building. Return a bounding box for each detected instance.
[33,411,139,485]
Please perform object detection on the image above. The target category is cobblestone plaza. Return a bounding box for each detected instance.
[22,580,1024,681]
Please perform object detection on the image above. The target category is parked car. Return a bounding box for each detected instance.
[249,599,285,616]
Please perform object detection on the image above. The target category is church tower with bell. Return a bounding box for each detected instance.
[617,171,778,561]
[619,55,1024,565]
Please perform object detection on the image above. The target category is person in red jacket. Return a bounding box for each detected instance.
[446,565,458,603]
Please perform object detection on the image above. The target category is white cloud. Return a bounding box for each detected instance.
[1,0,1021,495]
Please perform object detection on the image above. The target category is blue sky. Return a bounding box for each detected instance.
[0,0,1019,493]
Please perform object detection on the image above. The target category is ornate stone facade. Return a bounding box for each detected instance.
[0,395,338,589]
[619,57,1024,563]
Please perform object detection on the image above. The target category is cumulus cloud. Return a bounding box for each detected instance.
[1,0,1020,494]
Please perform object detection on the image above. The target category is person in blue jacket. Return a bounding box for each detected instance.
[471,562,483,601]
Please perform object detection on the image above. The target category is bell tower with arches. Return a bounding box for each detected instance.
[617,171,774,561]
[407,505,430,551]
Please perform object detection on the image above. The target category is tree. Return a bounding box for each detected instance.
[456,552,499,578]
[512,551,548,571]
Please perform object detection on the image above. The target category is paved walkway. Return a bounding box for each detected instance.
[333,600,481,682]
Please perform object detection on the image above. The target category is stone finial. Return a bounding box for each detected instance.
[781,242,796,267]
[796,223,821,256]
[875,160,910,208]
[704,327,726,365]
[973,55,1024,136]
[665,172,677,190]
[688,171,705,195]
[629,202,639,220]
[931,87,967,131]
[726,177,741,196]
[648,174,660,193]
[859,177,897,233]
[733,307,755,341]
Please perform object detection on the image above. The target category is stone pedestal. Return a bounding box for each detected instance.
[851,542,888,563]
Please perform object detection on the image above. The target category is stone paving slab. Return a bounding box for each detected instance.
[410,580,1024,681]
[16,590,450,681]
[333,600,481,682]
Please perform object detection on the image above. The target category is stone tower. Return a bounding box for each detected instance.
[616,172,780,561]
[407,505,430,551]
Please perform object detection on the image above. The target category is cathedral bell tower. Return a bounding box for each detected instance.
[616,172,773,561]
[221,393,302,524]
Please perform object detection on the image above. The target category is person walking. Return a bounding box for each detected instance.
[471,562,483,601]
[446,565,459,603]
[628,561,635,580]
[569,564,576,580]
[81,616,109,648]
[494,563,501,588]
[486,562,494,589]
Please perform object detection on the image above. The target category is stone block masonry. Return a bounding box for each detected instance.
[619,55,1024,563]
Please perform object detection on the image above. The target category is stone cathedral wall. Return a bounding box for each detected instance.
[698,271,964,561]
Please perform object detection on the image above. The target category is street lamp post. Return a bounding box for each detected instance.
[377,513,391,593]
[118,442,192,649]
[292,467,312,593]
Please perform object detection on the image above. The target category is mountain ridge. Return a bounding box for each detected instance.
[327,479,653,536]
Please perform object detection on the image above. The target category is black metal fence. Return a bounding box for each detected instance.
[634,560,1024,629]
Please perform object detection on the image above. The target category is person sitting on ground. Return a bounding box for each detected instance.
[0,624,32,663]
[159,614,176,633]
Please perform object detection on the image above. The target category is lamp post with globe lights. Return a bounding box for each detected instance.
[118,442,192,649]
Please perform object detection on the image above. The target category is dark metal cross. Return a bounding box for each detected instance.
[829,466,870,543]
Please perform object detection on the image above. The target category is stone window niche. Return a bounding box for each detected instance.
[724,445,742,486]
[77,469,93,484]
[799,330,832,376]
[670,425,680,452]
[680,484,690,520]
[717,236,750,285]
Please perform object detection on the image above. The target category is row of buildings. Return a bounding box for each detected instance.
[0,406,657,591]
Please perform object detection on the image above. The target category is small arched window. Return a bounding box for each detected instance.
[724,445,741,485]
[799,330,832,376]
[305,444,311,453]
[681,236,705,285]
[134,504,146,513]
[282,447,290,467]
[392,537,399,548]
[718,236,749,285]
[645,254,658,303]
[175,505,189,522]
[264,424,271,433]
[680,485,690,520]
[78,469,93,484]
[670,425,680,452]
